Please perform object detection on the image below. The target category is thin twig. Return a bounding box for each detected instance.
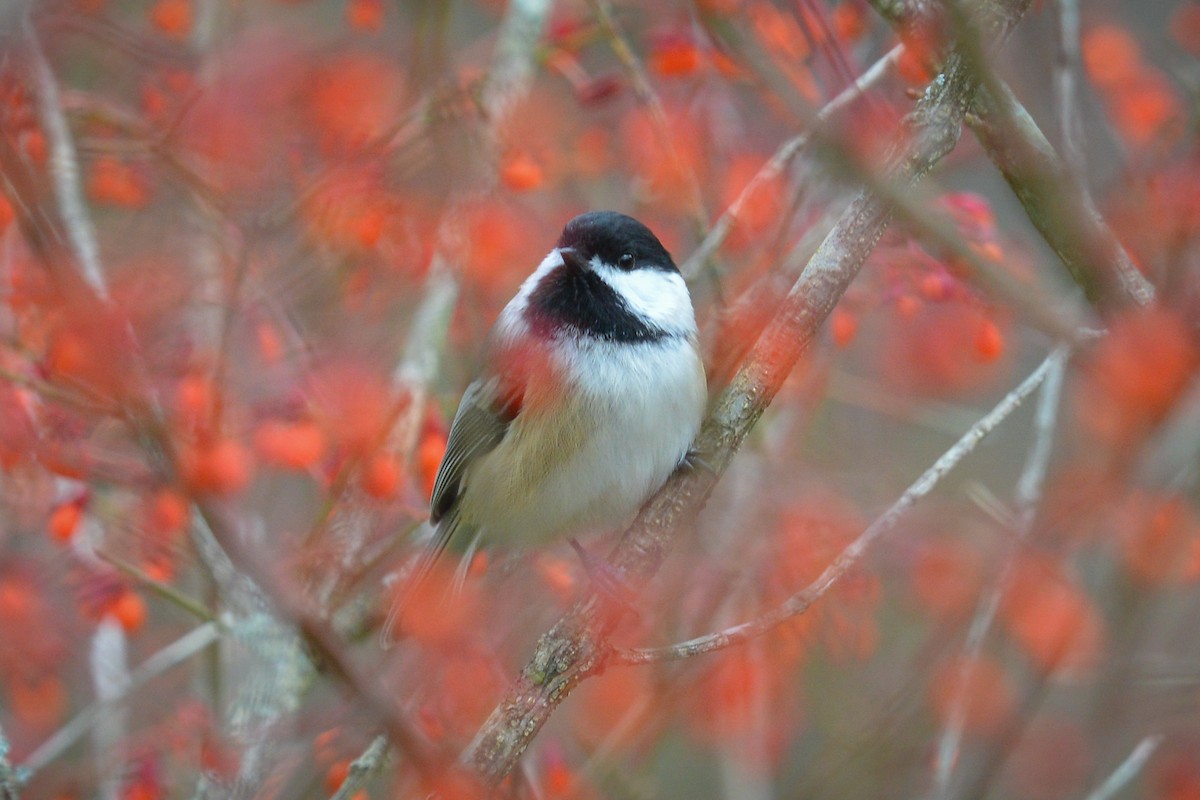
[615,346,1068,667]
[1083,735,1164,800]
[90,618,127,800]
[929,345,1068,799]
[939,0,1154,309]
[0,719,17,800]
[98,552,218,623]
[21,622,222,778]
[328,735,390,800]
[1053,0,1086,182]
[22,18,108,298]
[462,0,1035,783]
[679,44,904,281]
[588,0,708,231]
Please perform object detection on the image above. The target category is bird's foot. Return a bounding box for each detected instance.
[568,538,639,618]
[681,447,717,475]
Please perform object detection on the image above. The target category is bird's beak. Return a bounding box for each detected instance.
[559,247,588,272]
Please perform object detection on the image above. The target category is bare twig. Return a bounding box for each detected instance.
[0,719,18,800]
[679,44,904,281]
[98,552,218,623]
[588,0,707,230]
[929,345,1067,799]
[1083,735,1164,800]
[615,346,1068,667]
[329,735,390,800]
[188,501,444,779]
[1053,0,1086,182]
[21,19,108,298]
[90,618,127,800]
[966,70,1154,310]
[388,0,553,455]
[946,0,1152,309]
[21,622,222,778]
[462,0,1035,784]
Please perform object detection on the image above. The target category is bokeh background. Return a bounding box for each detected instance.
[0,0,1198,797]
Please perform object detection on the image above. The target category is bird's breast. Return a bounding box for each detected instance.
[460,335,706,548]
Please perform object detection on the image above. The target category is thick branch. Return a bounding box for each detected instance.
[967,82,1154,308]
[614,346,1068,666]
[869,0,1152,309]
[462,0,1034,784]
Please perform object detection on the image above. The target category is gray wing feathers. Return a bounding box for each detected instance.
[380,378,508,647]
[429,378,510,523]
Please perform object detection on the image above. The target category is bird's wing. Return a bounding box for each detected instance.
[429,375,516,525]
[380,346,531,646]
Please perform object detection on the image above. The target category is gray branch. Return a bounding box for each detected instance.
[22,19,108,298]
[461,0,1036,785]
[616,346,1068,668]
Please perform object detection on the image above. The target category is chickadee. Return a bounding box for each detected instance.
[384,211,706,640]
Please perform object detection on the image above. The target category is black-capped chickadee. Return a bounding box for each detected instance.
[384,211,706,640]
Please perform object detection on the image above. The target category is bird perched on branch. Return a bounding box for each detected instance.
[383,211,706,642]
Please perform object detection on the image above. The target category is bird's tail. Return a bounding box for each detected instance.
[379,513,479,648]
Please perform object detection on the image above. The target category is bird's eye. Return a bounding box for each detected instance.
[617,253,636,270]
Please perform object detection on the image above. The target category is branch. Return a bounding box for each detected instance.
[20,622,222,778]
[89,617,128,800]
[328,735,390,800]
[189,502,445,780]
[21,18,108,299]
[967,79,1154,309]
[929,346,1067,799]
[588,0,708,230]
[1083,735,1164,800]
[679,44,904,281]
[0,719,17,800]
[1052,0,1086,181]
[462,0,1035,784]
[387,0,553,457]
[615,346,1069,667]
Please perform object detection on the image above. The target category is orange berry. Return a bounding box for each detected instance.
[362,452,402,499]
[501,151,544,191]
[49,501,84,542]
[919,272,949,300]
[149,488,189,535]
[1082,24,1140,88]
[176,374,214,422]
[150,0,193,39]
[256,322,284,364]
[182,438,253,495]
[0,193,13,233]
[86,156,149,208]
[23,130,46,164]
[832,2,868,42]
[254,419,326,470]
[417,432,447,500]
[1172,3,1200,55]
[911,539,985,619]
[347,0,384,31]
[650,38,703,77]
[896,294,921,318]
[10,674,67,729]
[830,308,858,347]
[324,759,351,794]
[112,590,147,632]
[896,41,933,84]
[974,318,1005,362]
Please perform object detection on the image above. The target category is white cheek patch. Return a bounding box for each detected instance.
[590,259,697,338]
[494,249,564,341]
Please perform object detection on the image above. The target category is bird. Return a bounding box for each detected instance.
[383,211,707,641]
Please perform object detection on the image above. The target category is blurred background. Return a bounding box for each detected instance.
[0,0,1198,797]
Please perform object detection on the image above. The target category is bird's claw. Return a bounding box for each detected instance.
[568,538,639,618]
